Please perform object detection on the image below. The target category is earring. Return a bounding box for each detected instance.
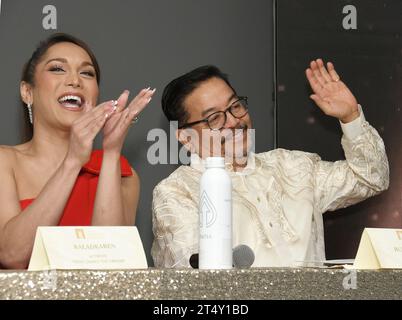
[27,103,33,124]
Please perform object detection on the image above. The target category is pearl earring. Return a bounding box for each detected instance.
[27,103,33,124]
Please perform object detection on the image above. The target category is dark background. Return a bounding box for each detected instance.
[275,0,402,259]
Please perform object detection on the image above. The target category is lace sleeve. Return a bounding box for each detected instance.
[151,178,199,268]
[314,119,389,213]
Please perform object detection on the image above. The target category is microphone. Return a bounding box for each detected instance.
[233,244,255,268]
[189,244,255,269]
[189,253,199,269]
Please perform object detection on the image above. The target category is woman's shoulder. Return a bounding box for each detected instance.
[0,146,19,181]
[0,145,17,165]
[0,143,35,174]
[0,143,30,165]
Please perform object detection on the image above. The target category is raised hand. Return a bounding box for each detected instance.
[65,100,115,167]
[306,59,359,123]
[102,88,155,154]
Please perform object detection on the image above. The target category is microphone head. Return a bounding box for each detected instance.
[233,244,255,268]
[189,253,199,269]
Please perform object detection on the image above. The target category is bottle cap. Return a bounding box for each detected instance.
[205,157,225,168]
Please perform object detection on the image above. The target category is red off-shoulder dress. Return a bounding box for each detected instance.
[19,150,133,226]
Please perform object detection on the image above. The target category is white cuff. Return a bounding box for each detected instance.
[340,104,365,140]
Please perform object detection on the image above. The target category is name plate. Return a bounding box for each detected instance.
[28,226,148,271]
[350,228,402,269]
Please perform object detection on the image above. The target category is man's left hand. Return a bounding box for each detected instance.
[306,59,359,123]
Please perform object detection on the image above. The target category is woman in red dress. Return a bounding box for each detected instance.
[0,33,155,269]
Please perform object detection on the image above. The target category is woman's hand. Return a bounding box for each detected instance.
[102,88,155,155]
[65,100,115,167]
[306,59,359,123]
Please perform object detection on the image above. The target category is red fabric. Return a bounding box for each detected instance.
[19,150,133,226]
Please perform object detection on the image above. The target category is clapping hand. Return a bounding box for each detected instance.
[102,88,155,154]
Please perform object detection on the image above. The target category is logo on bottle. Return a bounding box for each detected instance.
[200,191,217,228]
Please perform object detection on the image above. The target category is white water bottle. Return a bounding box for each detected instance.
[199,157,232,269]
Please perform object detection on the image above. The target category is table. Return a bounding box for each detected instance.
[0,268,401,299]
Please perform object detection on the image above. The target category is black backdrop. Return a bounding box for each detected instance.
[275,0,402,259]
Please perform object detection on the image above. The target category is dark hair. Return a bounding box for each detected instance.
[21,33,100,86]
[161,65,237,127]
[21,33,100,140]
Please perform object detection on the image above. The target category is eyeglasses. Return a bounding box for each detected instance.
[179,96,249,131]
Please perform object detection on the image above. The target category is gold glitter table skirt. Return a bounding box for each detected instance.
[0,268,401,300]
